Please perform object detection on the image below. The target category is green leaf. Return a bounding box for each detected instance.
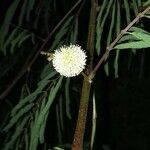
[132,0,138,15]
[38,98,47,144]
[113,0,121,78]
[118,34,139,43]
[65,78,71,119]
[37,71,57,87]
[4,103,34,131]
[11,72,56,117]
[123,0,131,23]
[4,116,29,150]
[0,0,21,51]
[106,0,116,45]
[39,111,49,143]
[114,40,150,49]
[143,0,150,7]
[53,147,64,150]
[115,29,150,49]
[56,103,62,143]
[11,91,41,117]
[26,0,36,21]
[10,31,30,53]
[30,77,63,150]
[144,15,150,19]
[70,17,78,44]
[104,63,109,76]
[129,32,150,42]
[40,63,55,79]
[114,51,119,78]
[25,131,29,150]
[18,34,31,47]
[104,0,116,76]
[3,28,18,52]
[129,26,149,34]
[19,84,30,100]
[96,0,113,55]
[50,16,73,50]
[18,0,28,25]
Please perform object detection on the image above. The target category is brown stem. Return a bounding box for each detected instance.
[90,6,150,79]
[72,78,91,150]
[0,0,82,100]
[72,0,98,150]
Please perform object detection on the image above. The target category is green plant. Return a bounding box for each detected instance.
[0,0,150,150]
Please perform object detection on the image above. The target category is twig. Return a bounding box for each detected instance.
[10,23,45,42]
[0,0,82,100]
[89,6,150,80]
[76,0,86,17]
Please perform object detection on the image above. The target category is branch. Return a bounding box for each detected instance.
[0,0,82,100]
[89,6,150,80]
[72,0,98,149]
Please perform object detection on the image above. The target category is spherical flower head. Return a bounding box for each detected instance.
[52,44,87,77]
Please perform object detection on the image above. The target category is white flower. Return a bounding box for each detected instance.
[52,44,87,77]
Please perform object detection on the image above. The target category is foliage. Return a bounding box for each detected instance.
[0,0,150,150]
[115,28,150,49]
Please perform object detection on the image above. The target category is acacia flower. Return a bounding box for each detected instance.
[52,44,87,77]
